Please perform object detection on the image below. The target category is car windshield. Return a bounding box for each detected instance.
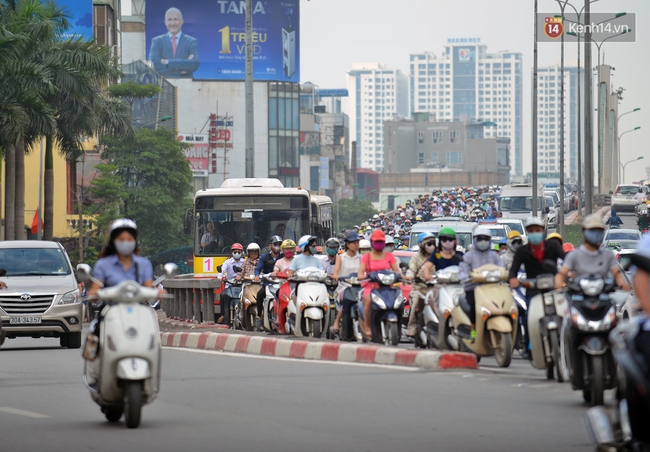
[605,232,640,241]
[501,222,524,234]
[0,248,71,276]
[488,228,507,239]
[500,196,532,212]
[617,186,639,195]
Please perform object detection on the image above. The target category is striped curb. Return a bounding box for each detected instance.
[159,331,478,371]
[159,318,230,330]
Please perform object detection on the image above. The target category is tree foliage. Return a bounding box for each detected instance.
[90,128,193,255]
[107,81,162,118]
[334,198,378,231]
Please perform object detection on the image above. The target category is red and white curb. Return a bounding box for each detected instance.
[159,318,230,330]
[159,331,478,371]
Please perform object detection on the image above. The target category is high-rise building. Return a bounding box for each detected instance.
[409,41,523,176]
[345,63,409,172]
[536,64,584,181]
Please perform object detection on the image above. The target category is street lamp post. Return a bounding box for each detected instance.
[622,156,644,184]
[616,109,640,182]
[618,127,641,183]
[139,115,173,129]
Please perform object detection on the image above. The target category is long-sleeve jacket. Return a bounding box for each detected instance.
[459,248,504,291]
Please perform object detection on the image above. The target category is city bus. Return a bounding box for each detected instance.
[187,178,312,277]
[310,195,334,244]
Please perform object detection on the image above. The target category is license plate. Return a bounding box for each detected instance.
[403,308,410,317]
[9,316,42,324]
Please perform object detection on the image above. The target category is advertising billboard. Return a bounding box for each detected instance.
[60,0,93,40]
[178,134,210,177]
[145,0,300,82]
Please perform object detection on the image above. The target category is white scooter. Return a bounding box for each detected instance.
[419,265,464,350]
[76,263,178,429]
[287,267,329,338]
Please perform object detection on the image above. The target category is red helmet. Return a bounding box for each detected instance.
[370,229,385,242]
[231,243,243,251]
[562,243,575,253]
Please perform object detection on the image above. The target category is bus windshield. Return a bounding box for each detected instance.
[194,195,309,255]
[500,196,533,212]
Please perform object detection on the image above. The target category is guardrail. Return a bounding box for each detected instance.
[162,275,222,323]
[594,194,611,207]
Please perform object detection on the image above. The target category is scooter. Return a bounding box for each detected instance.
[236,276,262,331]
[418,265,464,350]
[287,267,329,338]
[447,264,518,367]
[357,270,405,346]
[222,278,243,329]
[560,274,619,406]
[325,277,339,339]
[261,273,282,333]
[77,262,178,429]
[522,274,568,381]
[339,274,362,342]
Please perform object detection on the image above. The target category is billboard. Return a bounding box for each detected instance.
[145,0,300,81]
[178,134,210,177]
[60,0,93,40]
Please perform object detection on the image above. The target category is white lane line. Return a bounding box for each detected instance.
[0,407,50,419]
[163,346,419,372]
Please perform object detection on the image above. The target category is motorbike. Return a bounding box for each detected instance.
[235,275,262,331]
[585,317,650,452]
[261,273,282,333]
[222,278,243,329]
[287,267,330,338]
[77,262,178,429]
[512,282,528,354]
[560,274,619,406]
[357,270,405,346]
[325,277,339,339]
[522,274,568,381]
[447,264,518,367]
[417,265,464,350]
[339,275,363,342]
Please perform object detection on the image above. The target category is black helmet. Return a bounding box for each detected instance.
[270,235,282,245]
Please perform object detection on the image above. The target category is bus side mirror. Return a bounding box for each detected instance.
[183,209,193,235]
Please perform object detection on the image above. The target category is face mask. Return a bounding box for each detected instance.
[283,250,294,259]
[584,229,605,246]
[232,252,242,260]
[441,241,455,252]
[385,245,395,253]
[115,240,136,256]
[327,247,338,257]
[528,232,544,245]
[500,249,507,255]
[475,240,491,251]
[308,246,318,255]
[371,241,386,251]
[271,245,280,253]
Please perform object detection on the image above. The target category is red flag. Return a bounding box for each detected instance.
[31,208,44,235]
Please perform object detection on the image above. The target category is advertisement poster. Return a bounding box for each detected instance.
[178,134,209,177]
[145,0,300,81]
[60,0,93,40]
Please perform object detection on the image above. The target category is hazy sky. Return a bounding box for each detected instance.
[300,0,650,184]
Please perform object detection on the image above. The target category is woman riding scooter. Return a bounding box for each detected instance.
[331,231,361,335]
[405,232,437,337]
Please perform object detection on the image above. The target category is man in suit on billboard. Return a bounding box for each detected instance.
[150,8,199,78]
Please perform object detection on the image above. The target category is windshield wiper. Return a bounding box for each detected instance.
[10,272,59,276]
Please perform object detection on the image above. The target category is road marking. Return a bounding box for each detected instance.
[163,346,420,372]
[0,407,50,419]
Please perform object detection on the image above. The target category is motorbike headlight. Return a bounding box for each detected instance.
[379,273,396,286]
[596,306,617,332]
[536,276,554,291]
[121,283,140,301]
[570,306,588,329]
[307,271,321,281]
[59,289,80,304]
[371,293,387,310]
[436,272,450,284]
[483,270,502,283]
[580,278,604,297]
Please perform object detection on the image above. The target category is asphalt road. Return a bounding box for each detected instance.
[0,333,601,452]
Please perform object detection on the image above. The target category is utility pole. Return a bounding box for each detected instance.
[245,0,254,178]
[77,155,85,263]
[351,141,358,199]
[532,0,539,216]
[583,0,593,215]
[559,5,566,235]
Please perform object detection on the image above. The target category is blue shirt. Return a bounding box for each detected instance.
[289,254,325,272]
[93,254,154,288]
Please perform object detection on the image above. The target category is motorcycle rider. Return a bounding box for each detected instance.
[254,236,284,328]
[502,231,523,272]
[359,239,371,255]
[274,239,296,274]
[606,208,624,229]
[240,243,260,276]
[287,235,325,278]
[331,231,361,335]
[508,217,565,359]
[217,243,245,326]
[405,232,437,337]
[321,237,340,276]
[423,227,464,280]
[459,227,503,339]
[554,214,630,290]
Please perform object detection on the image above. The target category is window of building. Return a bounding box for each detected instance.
[432,131,443,144]
[431,152,438,162]
[418,152,425,165]
[418,131,424,144]
[449,130,460,143]
[447,151,462,164]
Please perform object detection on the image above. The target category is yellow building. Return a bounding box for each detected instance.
[2,137,96,239]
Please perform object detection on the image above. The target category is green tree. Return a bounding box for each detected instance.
[334,198,378,231]
[107,81,162,122]
[92,128,193,255]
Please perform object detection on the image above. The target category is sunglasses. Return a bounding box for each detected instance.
[272,242,282,247]
[511,240,523,246]
[476,236,491,242]
[439,237,455,243]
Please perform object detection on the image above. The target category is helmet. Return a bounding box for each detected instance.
[546,232,563,242]
[373,214,379,219]
[525,217,545,229]
[507,231,521,240]
[344,231,360,242]
[582,214,606,230]
[385,234,394,244]
[281,239,296,249]
[499,237,507,245]
[270,235,283,245]
[438,227,457,239]
[325,237,340,248]
[231,243,243,251]
[298,235,316,249]
[110,218,137,233]
[473,227,492,238]
[370,229,385,242]
[416,215,422,221]
[247,242,260,253]
[359,239,371,249]
[418,232,436,245]
[563,243,575,253]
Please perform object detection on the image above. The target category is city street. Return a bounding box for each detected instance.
[1,334,598,452]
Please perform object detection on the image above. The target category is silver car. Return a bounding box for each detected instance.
[0,241,83,348]
[611,184,642,212]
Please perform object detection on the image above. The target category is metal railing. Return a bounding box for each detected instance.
[162,276,221,323]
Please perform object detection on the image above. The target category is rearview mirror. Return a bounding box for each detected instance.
[76,263,92,283]
[163,263,179,279]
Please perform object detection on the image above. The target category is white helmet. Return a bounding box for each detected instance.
[384,234,394,244]
[473,227,492,238]
[246,242,260,253]
[525,217,545,229]
[298,235,316,249]
[359,239,371,249]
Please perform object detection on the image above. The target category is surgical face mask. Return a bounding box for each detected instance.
[283,250,294,259]
[326,247,338,257]
[385,244,395,253]
[500,249,507,255]
[232,252,242,260]
[475,239,491,251]
[584,229,605,246]
[441,240,455,252]
[424,242,437,252]
[528,232,544,245]
[371,241,386,251]
[115,240,136,256]
[308,246,318,255]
